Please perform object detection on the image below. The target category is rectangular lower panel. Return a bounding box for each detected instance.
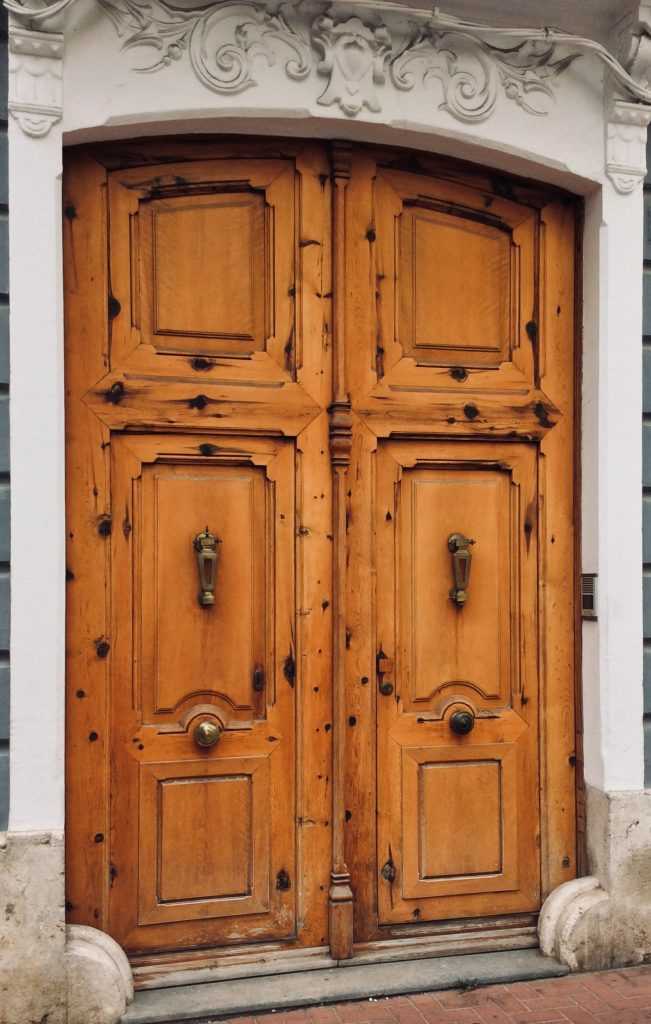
[402,744,518,899]
[139,755,271,926]
[418,760,502,879]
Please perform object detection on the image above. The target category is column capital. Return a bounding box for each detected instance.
[605,95,651,194]
[8,23,63,138]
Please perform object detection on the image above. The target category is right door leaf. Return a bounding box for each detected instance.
[376,439,540,924]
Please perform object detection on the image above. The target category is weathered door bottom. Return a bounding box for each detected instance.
[131,916,539,991]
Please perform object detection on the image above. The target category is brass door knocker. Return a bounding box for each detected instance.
[448,532,475,607]
[194,527,220,607]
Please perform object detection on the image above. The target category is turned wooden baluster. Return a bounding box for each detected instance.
[328,141,354,961]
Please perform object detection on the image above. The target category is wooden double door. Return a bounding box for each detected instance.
[64,139,578,965]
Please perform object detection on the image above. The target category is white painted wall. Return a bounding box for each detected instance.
[581,183,646,792]
[8,113,66,832]
[596,183,644,792]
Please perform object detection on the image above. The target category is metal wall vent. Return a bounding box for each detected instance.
[581,573,598,620]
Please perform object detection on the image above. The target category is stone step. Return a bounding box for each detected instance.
[122,948,568,1024]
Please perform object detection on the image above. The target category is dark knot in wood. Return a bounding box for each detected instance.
[328,400,353,466]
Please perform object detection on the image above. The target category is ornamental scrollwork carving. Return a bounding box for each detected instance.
[98,0,311,92]
[92,0,584,123]
[11,0,651,179]
[391,29,581,122]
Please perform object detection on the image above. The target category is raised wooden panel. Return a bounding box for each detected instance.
[158,775,252,901]
[399,465,513,712]
[144,192,268,353]
[418,761,502,878]
[79,154,328,439]
[139,461,268,719]
[399,205,513,366]
[402,744,518,899]
[107,159,295,378]
[357,166,538,427]
[138,755,270,925]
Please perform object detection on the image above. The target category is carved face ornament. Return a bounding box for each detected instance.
[313,15,391,117]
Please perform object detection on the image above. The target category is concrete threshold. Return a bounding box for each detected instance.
[122,948,568,1024]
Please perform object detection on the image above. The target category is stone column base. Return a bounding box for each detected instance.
[67,923,134,1024]
[538,785,651,970]
[0,830,67,1024]
[0,830,134,1024]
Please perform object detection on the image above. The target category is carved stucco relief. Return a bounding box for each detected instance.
[95,0,582,122]
[6,0,651,196]
[312,14,391,116]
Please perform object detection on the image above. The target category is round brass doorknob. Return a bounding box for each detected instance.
[449,709,475,735]
[193,720,222,748]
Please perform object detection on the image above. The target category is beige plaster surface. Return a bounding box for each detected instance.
[0,830,66,1024]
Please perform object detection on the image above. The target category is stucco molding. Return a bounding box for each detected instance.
[8,25,63,137]
[91,0,587,123]
[54,0,583,123]
[139,2,314,97]
[312,13,391,116]
[604,4,651,193]
[7,1,651,142]
[389,25,581,123]
[606,96,651,194]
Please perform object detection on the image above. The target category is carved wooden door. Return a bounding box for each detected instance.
[65,142,334,956]
[65,140,577,964]
[341,151,578,941]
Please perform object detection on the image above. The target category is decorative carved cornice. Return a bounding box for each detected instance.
[328,400,353,468]
[8,25,63,137]
[6,0,651,191]
[86,0,584,122]
[7,0,651,110]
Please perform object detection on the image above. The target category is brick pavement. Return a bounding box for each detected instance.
[217,967,651,1024]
